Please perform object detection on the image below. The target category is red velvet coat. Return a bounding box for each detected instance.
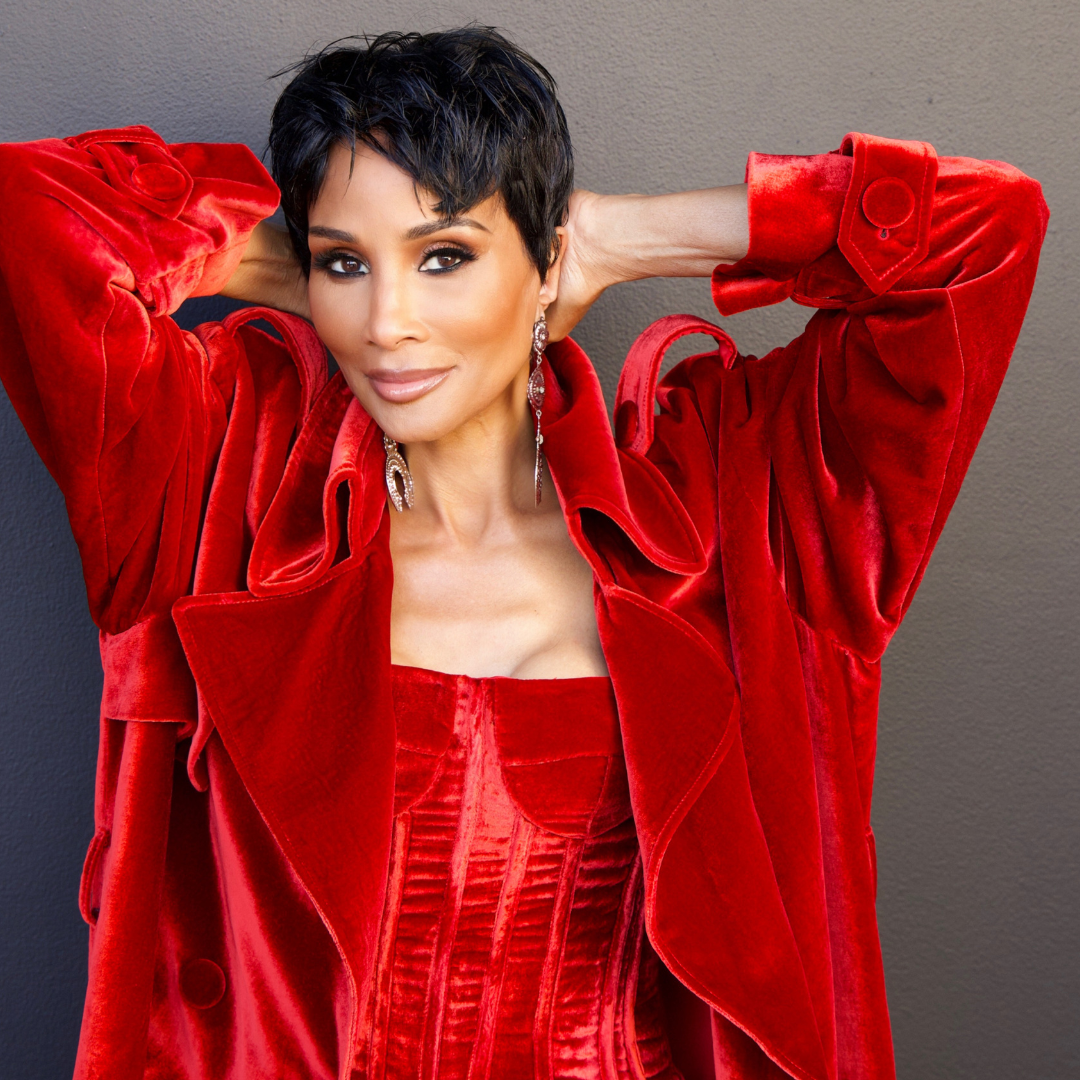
[0,126,1046,1080]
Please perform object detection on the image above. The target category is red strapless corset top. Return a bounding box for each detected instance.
[356,665,680,1080]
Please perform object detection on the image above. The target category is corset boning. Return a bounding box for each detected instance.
[356,665,680,1080]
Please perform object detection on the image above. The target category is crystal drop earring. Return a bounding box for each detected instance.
[528,314,548,506]
[383,433,414,512]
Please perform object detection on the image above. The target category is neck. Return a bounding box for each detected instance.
[400,363,541,540]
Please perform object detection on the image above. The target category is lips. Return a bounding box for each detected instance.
[365,367,452,404]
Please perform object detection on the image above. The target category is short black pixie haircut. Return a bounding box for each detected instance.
[269,28,574,280]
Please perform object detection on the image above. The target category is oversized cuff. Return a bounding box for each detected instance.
[712,133,938,315]
[60,125,279,312]
[67,126,196,219]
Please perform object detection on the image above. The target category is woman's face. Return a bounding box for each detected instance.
[306,141,560,445]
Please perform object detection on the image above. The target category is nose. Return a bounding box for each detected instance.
[366,268,424,351]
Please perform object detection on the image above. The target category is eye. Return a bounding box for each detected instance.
[314,251,368,277]
[419,246,475,274]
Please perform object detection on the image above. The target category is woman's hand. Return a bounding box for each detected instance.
[544,190,619,341]
[544,184,750,342]
[220,221,311,319]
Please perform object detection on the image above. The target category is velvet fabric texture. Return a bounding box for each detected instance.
[0,127,1047,1080]
[367,665,675,1080]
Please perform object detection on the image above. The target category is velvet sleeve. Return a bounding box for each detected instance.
[676,133,1048,660]
[0,126,279,633]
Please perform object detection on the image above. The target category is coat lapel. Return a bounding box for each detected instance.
[172,381,395,1007]
[173,549,395,1010]
[545,335,830,1080]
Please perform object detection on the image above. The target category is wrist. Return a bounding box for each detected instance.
[580,193,652,287]
[585,187,749,282]
[220,221,310,318]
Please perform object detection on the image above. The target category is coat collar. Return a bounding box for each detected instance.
[542,337,707,577]
[242,334,705,598]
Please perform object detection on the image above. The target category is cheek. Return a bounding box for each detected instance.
[308,282,366,359]
[428,265,536,372]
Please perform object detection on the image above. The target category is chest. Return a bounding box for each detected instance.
[386,507,607,679]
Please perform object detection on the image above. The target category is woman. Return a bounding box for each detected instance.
[0,26,1046,1080]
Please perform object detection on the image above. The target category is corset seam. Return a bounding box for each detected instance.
[362,812,411,1080]
[620,864,649,1080]
[587,755,614,837]
[467,813,535,1080]
[600,855,648,1075]
[532,837,586,1080]
[421,678,487,1080]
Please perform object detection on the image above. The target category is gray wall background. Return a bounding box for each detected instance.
[0,1,1076,1077]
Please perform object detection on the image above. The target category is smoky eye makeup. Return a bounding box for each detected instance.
[310,241,479,278]
[419,243,478,274]
[311,250,368,277]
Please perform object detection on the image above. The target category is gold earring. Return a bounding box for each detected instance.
[529,314,548,506]
[384,434,414,512]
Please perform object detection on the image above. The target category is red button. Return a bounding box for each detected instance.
[130,162,189,201]
[180,958,227,1009]
[861,176,916,231]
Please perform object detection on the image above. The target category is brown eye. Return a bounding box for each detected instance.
[314,252,367,277]
[328,254,365,275]
[420,247,472,273]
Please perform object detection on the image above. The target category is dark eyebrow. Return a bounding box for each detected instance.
[308,217,490,245]
[403,216,490,241]
[308,225,356,242]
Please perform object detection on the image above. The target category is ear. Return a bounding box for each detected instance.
[538,225,568,309]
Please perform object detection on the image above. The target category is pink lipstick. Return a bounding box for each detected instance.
[365,367,452,404]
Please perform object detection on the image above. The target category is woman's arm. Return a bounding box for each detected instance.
[547,134,1046,657]
[613,135,1047,658]
[0,126,279,631]
[546,184,748,339]
[218,219,310,318]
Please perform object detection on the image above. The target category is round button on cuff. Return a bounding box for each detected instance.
[861,176,916,231]
[130,162,189,201]
[180,958,227,1009]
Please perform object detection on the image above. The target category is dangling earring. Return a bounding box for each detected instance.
[384,434,414,512]
[528,313,548,507]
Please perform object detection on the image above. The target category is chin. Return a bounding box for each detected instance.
[347,385,464,446]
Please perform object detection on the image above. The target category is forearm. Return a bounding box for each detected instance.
[582,185,749,287]
[220,221,310,318]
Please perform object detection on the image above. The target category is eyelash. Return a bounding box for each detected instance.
[421,244,477,274]
[312,251,365,277]
[312,244,477,278]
